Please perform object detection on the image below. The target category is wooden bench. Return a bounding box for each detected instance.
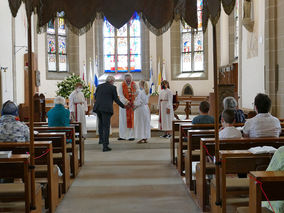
[31,122,85,167]
[34,133,71,193]
[171,120,192,165]
[34,126,79,178]
[0,154,42,213]
[211,150,273,213]
[177,123,221,174]
[185,129,215,190]
[0,142,58,213]
[237,171,284,213]
[197,137,284,211]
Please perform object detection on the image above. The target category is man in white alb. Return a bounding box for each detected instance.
[69,82,88,137]
[118,74,136,141]
[243,93,281,138]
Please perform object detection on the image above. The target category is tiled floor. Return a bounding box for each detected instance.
[55,143,201,213]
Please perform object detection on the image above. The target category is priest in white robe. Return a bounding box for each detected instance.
[158,80,174,138]
[118,74,136,140]
[134,80,151,143]
[69,82,88,137]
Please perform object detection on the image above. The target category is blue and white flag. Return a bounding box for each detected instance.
[149,58,154,94]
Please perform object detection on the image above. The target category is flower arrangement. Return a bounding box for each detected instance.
[56,74,91,99]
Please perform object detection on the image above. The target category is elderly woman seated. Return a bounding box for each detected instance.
[220,96,246,123]
[47,96,70,127]
[0,100,30,142]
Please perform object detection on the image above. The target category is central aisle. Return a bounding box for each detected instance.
[55,144,201,213]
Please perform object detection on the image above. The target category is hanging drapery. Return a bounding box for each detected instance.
[202,0,236,31]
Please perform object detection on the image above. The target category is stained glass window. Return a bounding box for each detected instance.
[234,0,239,59]
[103,12,141,73]
[47,12,68,72]
[181,0,204,72]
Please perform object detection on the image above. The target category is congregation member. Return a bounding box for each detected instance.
[134,80,151,143]
[47,96,70,127]
[263,146,284,212]
[219,109,242,138]
[220,96,246,123]
[118,73,136,141]
[93,75,125,152]
[243,93,281,138]
[69,82,88,137]
[192,101,214,124]
[0,101,29,142]
[158,80,174,138]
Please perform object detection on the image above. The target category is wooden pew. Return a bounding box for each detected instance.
[237,171,284,213]
[197,137,284,211]
[34,126,79,178]
[34,133,71,193]
[177,124,216,175]
[211,150,273,213]
[171,120,192,165]
[31,122,85,167]
[0,154,42,213]
[185,129,215,190]
[0,142,58,213]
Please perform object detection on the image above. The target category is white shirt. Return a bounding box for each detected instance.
[219,126,242,139]
[243,113,281,138]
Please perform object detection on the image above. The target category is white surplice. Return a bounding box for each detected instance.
[118,83,134,139]
[134,89,151,139]
[158,88,174,131]
[69,90,88,136]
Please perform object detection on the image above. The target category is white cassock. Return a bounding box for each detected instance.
[134,89,151,139]
[158,88,174,131]
[118,83,134,139]
[69,90,88,136]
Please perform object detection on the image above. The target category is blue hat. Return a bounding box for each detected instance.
[1,101,18,116]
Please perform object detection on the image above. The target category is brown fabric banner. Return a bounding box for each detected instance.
[8,0,237,35]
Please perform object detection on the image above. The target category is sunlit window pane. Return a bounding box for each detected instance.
[181,0,204,73]
[117,37,128,54]
[194,52,204,71]
[59,55,67,72]
[117,55,128,72]
[130,54,141,72]
[182,53,192,72]
[48,54,56,71]
[103,12,141,73]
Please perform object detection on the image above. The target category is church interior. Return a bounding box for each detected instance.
[0,0,284,213]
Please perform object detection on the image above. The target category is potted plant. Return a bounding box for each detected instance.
[56,74,91,99]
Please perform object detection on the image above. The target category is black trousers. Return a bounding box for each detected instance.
[97,111,112,148]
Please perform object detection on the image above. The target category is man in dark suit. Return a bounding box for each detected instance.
[93,75,125,152]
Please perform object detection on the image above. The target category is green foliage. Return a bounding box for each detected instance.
[151,91,159,96]
[56,74,91,99]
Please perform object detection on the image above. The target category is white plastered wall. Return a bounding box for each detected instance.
[241,0,265,108]
[0,0,13,103]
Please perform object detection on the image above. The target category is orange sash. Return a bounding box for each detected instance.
[122,81,136,128]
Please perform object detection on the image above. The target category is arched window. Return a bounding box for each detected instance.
[47,12,68,72]
[103,12,141,73]
[181,0,204,73]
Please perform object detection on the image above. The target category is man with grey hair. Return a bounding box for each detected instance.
[93,75,125,152]
[118,73,137,140]
[221,96,245,123]
[47,96,70,127]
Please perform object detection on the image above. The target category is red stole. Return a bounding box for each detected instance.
[122,81,136,128]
